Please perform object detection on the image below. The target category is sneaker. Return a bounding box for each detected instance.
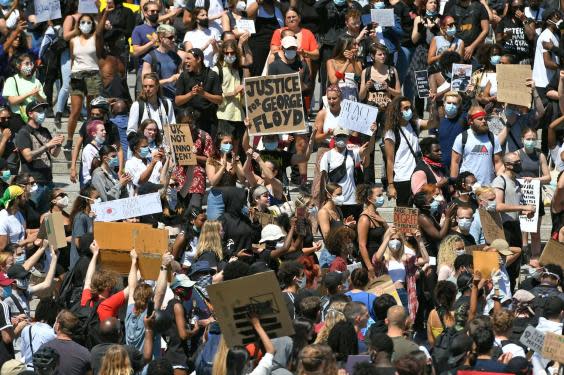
[54,112,62,127]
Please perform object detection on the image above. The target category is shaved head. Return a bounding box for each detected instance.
[386,305,408,329]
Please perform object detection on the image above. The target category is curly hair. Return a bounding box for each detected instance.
[325,226,356,257]
[492,309,514,335]
[437,235,464,272]
[91,270,119,295]
[315,301,347,344]
[355,183,382,204]
[384,96,411,132]
[434,280,457,311]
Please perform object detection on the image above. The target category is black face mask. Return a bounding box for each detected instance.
[197,18,209,28]
[147,13,159,24]
[511,162,522,174]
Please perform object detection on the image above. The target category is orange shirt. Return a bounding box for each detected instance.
[270,27,319,52]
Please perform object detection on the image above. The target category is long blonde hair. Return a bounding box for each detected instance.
[196,220,224,261]
[437,234,464,270]
[211,336,229,375]
[383,231,407,262]
[314,301,347,344]
[99,345,133,375]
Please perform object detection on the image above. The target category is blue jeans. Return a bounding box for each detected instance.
[396,46,415,97]
[56,49,71,115]
[206,189,224,220]
[31,182,54,214]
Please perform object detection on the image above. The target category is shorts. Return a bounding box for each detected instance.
[70,70,102,97]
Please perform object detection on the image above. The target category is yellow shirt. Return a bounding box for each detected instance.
[212,64,244,122]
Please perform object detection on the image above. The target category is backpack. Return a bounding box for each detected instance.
[380,122,420,186]
[431,309,460,375]
[460,129,496,166]
[57,258,86,309]
[69,298,104,349]
[137,99,171,129]
[194,322,222,375]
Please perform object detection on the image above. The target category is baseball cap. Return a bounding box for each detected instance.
[259,224,285,243]
[281,36,298,49]
[170,274,196,289]
[490,239,512,256]
[323,272,344,290]
[188,260,216,277]
[0,274,14,287]
[333,127,350,137]
[25,101,48,115]
[252,185,269,200]
[0,185,23,209]
[1,359,25,375]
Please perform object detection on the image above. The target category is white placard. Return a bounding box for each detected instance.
[34,0,61,23]
[236,19,256,34]
[451,63,472,92]
[520,325,545,353]
[92,193,163,222]
[518,178,540,233]
[339,99,378,136]
[370,9,395,27]
[78,0,98,14]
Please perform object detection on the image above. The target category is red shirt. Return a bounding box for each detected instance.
[80,288,126,321]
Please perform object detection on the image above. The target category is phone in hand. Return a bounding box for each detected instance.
[147,300,154,316]
[296,206,306,218]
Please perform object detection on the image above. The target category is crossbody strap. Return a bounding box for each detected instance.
[397,125,418,159]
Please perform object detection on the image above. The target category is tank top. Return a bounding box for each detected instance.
[322,108,341,142]
[163,299,190,366]
[71,36,99,73]
[388,258,406,283]
[360,213,385,260]
[434,35,462,57]
[517,149,540,178]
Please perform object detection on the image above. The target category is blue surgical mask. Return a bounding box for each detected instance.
[284,49,297,60]
[220,143,233,154]
[15,254,25,265]
[373,1,385,8]
[444,103,458,117]
[402,109,413,121]
[458,218,473,232]
[490,55,501,65]
[426,10,437,16]
[334,0,346,6]
[139,146,151,158]
[430,199,441,215]
[375,196,385,207]
[34,112,46,125]
[264,141,278,151]
[486,200,497,212]
[297,277,307,289]
[523,139,536,151]
[108,157,119,169]
[2,286,11,299]
[1,171,11,183]
[95,135,105,146]
[446,26,457,37]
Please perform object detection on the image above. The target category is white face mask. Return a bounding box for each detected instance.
[389,239,402,251]
[455,249,466,256]
[332,195,345,206]
[486,200,497,212]
[458,218,473,232]
[56,196,69,208]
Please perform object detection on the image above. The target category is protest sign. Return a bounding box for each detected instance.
[451,64,472,92]
[38,212,67,249]
[367,275,402,306]
[465,244,486,254]
[473,251,500,279]
[370,9,395,27]
[414,70,430,98]
[496,64,532,108]
[34,0,61,22]
[487,114,505,136]
[540,239,564,269]
[78,0,98,13]
[542,332,564,363]
[393,207,418,234]
[244,73,306,135]
[518,178,540,233]
[91,192,163,222]
[163,123,197,166]
[207,271,294,347]
[520,325,545,353]
[478,208,505,244]
[339,100,378,136]
[235,19,256,34]
[94,222,168,280]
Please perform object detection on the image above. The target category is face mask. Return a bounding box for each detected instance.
[225,55,236,64]
[297,276,307,289]
[2,286,11,299]
[197,18,209,28]
[29,184,38,193]
[471,182,481,192]
[139,146,151,158]
[389,239,402,251]
[333,0,346,6]
[1,171,10,183]
[332,195,345,206]
[14,254,25,265]
[34,112,46,125]
[375,196,385,208]
[193,225,201,234]
[486,200,497,212]
[430,199,441,215]
[444,103,458,117]
[20,65,33,76]
[220,143,233,154]
[79,23,93,34]
[56,196,69,208]
[167,187,178,210]
[455,249,466,256]
[402,109,413,121]
[236,0,247,11]
[308,206,318,217]
[147,13,159,24]
[511,162,522,174]
[335,138,347,148]
[94,197,102,204]
[284,49,297,60]
[446,26,457,36]
[108,156,119,169]
[94,135,105,146]
[458,218,473,232]
[373,1,385,8]
[523,139,536,151]
[426,10,437,16]
[263,141,278,151]
[490,55,501,65]
[0,0,11,7]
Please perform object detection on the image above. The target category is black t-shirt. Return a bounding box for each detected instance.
[495,17,530,61]
[78,121,121,149]
[443,0,488,46]
[267,56,311,92]
[295,1,320,34]
[0,301,14,368]
[1,117,22,174]
[14,124,53,183]
[102,75,133,104]
[257,149,293,181]
[175,68,222,113]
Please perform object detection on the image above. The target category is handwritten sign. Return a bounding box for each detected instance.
[415,70,430,98]
[478,208,505,244]
[367,275,402,306]
[451,64,472,92]
[518,178,540,233]
[339,100,378,136]
[465,244,486,254]
[542,332,564,363]
[244,73,306,136]
[78,0,99,13]
[235,19,256,34]
[496,64,532,108]
[370,9,395,27]
[92,192,163,222]
[38,212,67,249]
[473,251,500,279]
[393,207,418,234]
[164,123,197,166]
[34,0,61,22]
[520,325,545,353]
[539,239,564,269]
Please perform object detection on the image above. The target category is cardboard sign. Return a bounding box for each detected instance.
[518,178,540,233]
[235,19,256,34]
[94,222,169,280]
[92,192,163,222]
[163,123,197,166]
[370,9,395,27]
[34,0,61,22]
[393,207,418,234]
[244,73,306,136]
[539,239,564,269]
[451,64,472,92]
[414,70,430,98]
[39,212,67,249]
[339,100,378,136]
[254,211,276,227]
[520,325,545,353]
[367,275,402,306]
[542,332,564,363]
[465,244,487,254]
[473,251,500,279]
[78,0,98,13]
[207,271,295,347]
[478,208,505,244]
[496,64,532,108]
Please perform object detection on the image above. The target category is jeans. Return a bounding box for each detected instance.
[206,189,224,220]
[56,49,71,115]
[31,182,54,214]
[396,46,414,97]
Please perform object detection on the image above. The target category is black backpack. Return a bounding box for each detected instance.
[431,310,461,375]
[57,258,85,309]
[460,129,496,166]
[69,298,104,349]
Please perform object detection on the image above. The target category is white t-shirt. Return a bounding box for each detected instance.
[125,157,163,197]
[494,338,526,358]
[320,147,361,205]
[81,143,99,185]
[452,129,502,185]
[126,99,176,135]
[183,28,221,67]
[532,28,559,88]
[550,143,564,171]
[0,210,25,244]
[384,123,420,182]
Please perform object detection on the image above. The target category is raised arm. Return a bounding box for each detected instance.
[123,249,138,301]
[29,246,58,294]
[84,240,100,291]
[154,252,173,310]
[22,239,48,271]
